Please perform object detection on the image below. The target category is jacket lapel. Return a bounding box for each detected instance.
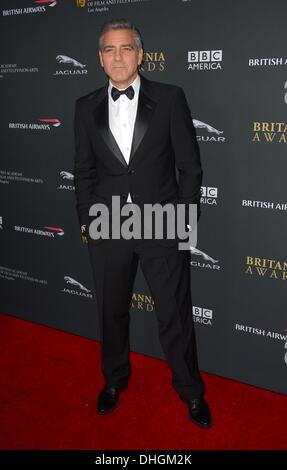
[93,74,157,168]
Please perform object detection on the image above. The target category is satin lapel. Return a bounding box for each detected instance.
[92,75,157,168]
[129,83,156,165]
[93,88,128,168]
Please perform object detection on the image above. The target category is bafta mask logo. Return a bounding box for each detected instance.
[75,0,86,7]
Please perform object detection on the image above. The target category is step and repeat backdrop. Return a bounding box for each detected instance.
[1,0,286,395]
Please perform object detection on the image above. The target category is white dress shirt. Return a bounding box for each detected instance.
[108,73,140,203]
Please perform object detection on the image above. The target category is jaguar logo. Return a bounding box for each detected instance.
[60,171,74,180]
[64,276,91,293]
[190,247,219,264]
[193,119,223,135]
[56,55,86,68]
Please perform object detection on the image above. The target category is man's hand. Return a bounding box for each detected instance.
[81,224,88,244]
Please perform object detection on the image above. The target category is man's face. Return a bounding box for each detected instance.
[99,29,143,89]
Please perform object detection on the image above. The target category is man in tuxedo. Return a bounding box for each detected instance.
[73,18,212,428]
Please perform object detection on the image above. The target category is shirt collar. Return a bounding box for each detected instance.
[108,73,140,103]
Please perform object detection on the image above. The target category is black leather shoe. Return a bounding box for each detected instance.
[96,385,126,415]
[187,398,212,428]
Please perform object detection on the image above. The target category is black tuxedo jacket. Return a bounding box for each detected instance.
[73,73,203,243]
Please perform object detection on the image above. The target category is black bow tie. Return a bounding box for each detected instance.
[111,85,135,101]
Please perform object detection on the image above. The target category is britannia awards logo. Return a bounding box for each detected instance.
[252,122,287,143]
[140,51,165,73]
[130,293,155,312]
[245,256,287,281]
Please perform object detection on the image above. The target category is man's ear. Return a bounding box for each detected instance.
[99,50,103,67]
[138,48,144,66]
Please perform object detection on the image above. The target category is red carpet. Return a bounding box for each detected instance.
[0,312,286,450]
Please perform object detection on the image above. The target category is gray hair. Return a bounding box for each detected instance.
[98,18,143,51]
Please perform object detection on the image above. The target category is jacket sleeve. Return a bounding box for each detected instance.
[73,99,97,227]
[170,87,203,223]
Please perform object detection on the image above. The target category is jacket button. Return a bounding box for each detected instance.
[128,169,135,174]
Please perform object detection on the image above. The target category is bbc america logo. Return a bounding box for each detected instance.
[187,50,223,70]
[188,50,222,62]
[201,186,218,205]
[193,307,213,319]
[193,307,213,326]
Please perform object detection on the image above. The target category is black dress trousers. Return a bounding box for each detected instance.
[87,213,205,402]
